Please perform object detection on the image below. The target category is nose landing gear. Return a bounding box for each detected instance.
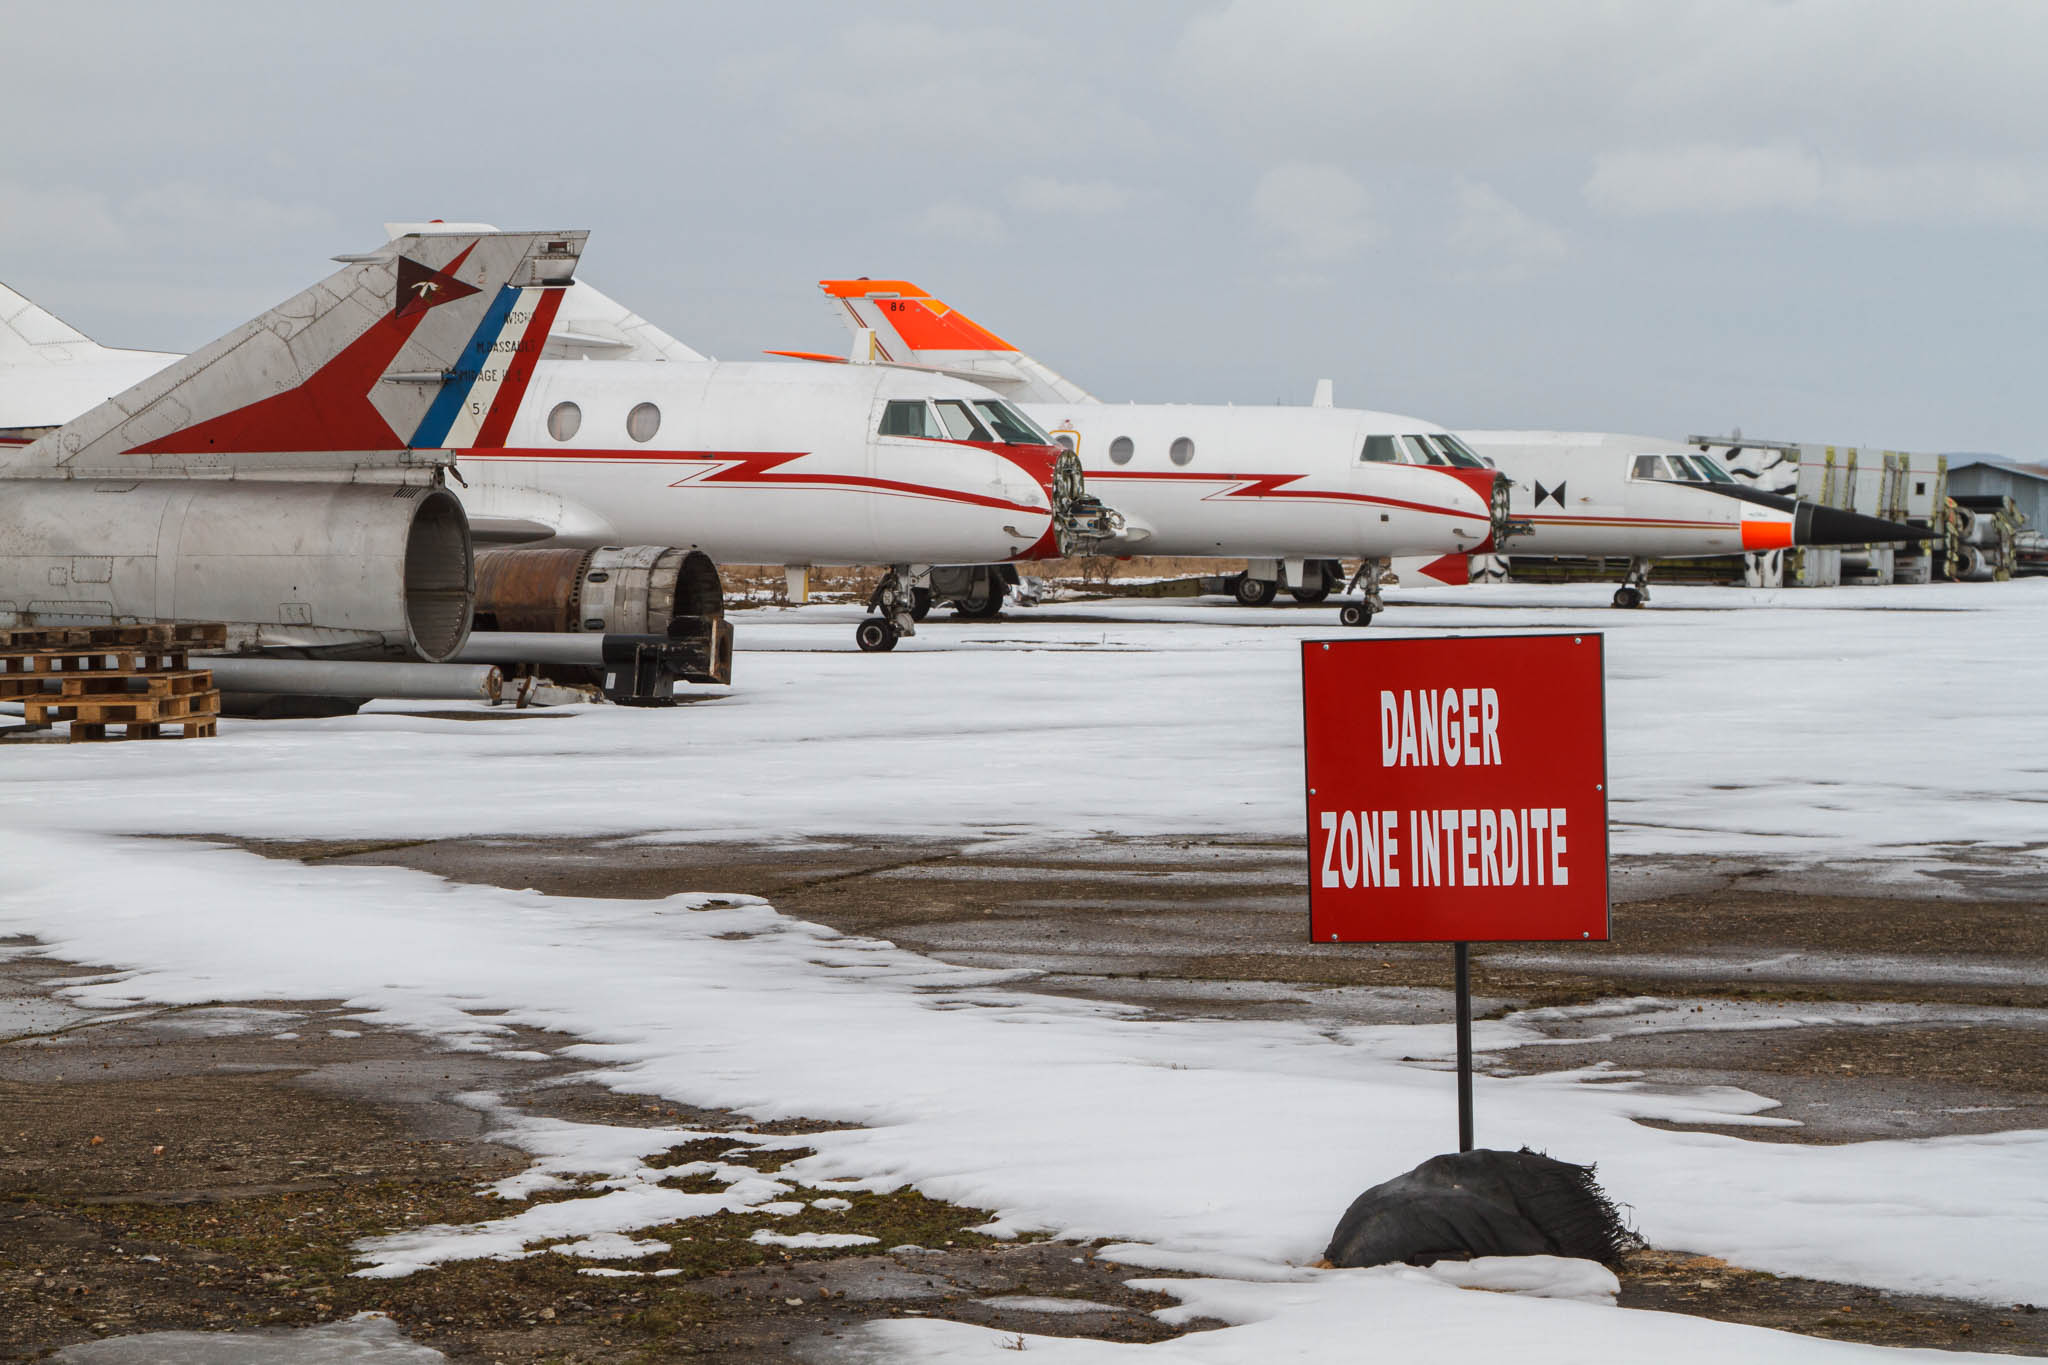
[857,564,926,651]
[1612,557,1653,608]
[1338,558,1388,626]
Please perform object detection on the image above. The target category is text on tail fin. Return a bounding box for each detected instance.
[819,279,1015,354]
[22,231,585,477]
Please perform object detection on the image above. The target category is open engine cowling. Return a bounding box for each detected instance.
[0,479,474,660]
[473,545,724,635]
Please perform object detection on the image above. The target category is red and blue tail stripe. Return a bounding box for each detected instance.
[409,283,562,451]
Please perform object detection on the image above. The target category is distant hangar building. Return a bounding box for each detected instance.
[1946,455,2048,531]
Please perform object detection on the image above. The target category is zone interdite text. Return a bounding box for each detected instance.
[1315,687,1570,891]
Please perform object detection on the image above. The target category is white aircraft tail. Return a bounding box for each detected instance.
[812,279,1097,406]
[7,229,587,479]
[0,281,104,363]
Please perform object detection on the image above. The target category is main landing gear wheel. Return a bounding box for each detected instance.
[910,587,932,621]
[855,618,899,652]
[1289,586,1330,604]
[1234,575,1278,607]
[1612,586,1644,609]
[953,581,1008,619]
[1339,602,1375,627]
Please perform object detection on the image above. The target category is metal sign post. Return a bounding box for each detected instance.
[1302,633,1609,1151]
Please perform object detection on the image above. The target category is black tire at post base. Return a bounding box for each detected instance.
[1455,942,1474,1153]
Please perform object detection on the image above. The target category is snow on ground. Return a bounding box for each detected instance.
[2,830,2043,1313]
[0,581,2040,877]
[5,580,2046,1360]
[853,1267,2010,1363]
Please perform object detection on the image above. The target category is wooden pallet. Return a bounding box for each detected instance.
[62,717,218,741]
[1,647,200,679]
[23,689,221,727]
[0,669,213,701]
[0,622,225,651]
[0,623,224,743]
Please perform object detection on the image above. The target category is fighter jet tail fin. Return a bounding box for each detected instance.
[382,222,707,364]
[8,230,587,478]
[813,279,1098,407]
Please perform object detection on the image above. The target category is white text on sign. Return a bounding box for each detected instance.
[1379,689,1502,767]
[1317,807,1569,890]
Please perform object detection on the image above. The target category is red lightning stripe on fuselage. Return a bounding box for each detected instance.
[1087,470,1478,521]
[457,447,1053,517]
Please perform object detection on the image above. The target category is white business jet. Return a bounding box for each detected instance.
[0,230,1116,651]
[778,280,1511,626]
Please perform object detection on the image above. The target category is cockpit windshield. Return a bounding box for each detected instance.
[1400,435,1446,465]
[1361,432,1488,468]
[1427,433,1490,469]
[1689,453,1738,483]
[934,400,992,441]
[1631,452,1737,483]
[972,399,1051,445]
[881,397,1051,444]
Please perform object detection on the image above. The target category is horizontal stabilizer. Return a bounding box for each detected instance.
[762,348,1027,387]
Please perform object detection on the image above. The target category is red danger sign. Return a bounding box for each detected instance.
[1302,633,1608,943]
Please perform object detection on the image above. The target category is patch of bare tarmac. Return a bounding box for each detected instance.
[9,836,2045,1358]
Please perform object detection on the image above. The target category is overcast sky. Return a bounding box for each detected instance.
[4,1,2042,453]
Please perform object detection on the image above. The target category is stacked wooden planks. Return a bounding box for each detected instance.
[0,623,225,742]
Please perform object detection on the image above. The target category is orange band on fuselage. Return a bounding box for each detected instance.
[1740,519,1796,551]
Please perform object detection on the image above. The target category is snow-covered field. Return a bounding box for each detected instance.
[4,580,2045,1360]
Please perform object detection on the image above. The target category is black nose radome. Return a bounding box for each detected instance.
[1796,503,1936,546]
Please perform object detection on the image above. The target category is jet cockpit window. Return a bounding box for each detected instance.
[1630,454,1666,480]
[971,400,1047,444]
[1361,435,1399,463]
[1400,435,1447,465]
[934,400,993,441]
[1429,433,1490,469]
[879,400,940,439]
[1690,453,1739,483]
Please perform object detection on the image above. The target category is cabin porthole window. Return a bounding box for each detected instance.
[1170,436,1195,466]
[627,402,661,443]
[1109,436,1135,465]
[547,401,581,442]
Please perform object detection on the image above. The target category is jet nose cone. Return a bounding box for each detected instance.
[1796,504,1938,546]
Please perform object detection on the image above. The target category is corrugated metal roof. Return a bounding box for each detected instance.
[1946,456,2048,483]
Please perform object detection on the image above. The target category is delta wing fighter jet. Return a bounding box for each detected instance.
[1,229,1113,652]
[1452,431,1930,606]
[0,230,581,658]
[783,280,1514,626]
